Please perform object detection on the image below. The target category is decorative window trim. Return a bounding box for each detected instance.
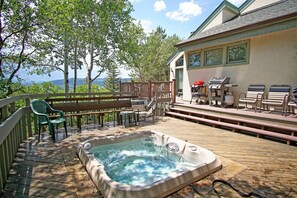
[175,55,184,67]
[204,48,223,66]
[188,51,202,68]
[186,40,249,69]
[226,42,249,65]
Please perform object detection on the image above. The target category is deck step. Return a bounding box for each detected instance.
[165,108,297,145]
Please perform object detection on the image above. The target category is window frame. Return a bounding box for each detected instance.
[188,51,202,68]
[175,56,184,67]
[204,48,223,66]
[185,40,250,70]
[226,42,248,65]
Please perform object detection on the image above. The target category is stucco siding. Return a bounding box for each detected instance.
[179,28,297,104]
[202,12,223,32]
[242,0,281,14]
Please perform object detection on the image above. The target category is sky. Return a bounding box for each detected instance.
[23,0,246,83]
[130,0,246,38]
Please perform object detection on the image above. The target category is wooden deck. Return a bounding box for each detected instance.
[2,115,297,197]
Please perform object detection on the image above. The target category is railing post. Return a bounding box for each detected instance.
[172,79,176,104]
[148,81,152,100]
[1,105,8,123]
[25,98,33,137]
[119,80,122,92]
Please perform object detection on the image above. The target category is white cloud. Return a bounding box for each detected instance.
[228,0,246,6]
[154,0,166,12]
[136,19,153,34]
[166,0,202,22]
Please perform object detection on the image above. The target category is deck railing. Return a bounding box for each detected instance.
[0,81,176,192]
[120,80,176,103]
[0,92,133,192]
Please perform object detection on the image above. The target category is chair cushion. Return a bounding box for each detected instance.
[247,85,265,92]
[269,85,290,92]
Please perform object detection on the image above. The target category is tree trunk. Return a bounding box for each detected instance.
[73,37,78,93]
[64,32,69,94]
[87,43,94,93]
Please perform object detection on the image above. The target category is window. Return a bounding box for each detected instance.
[176,56,184,66]
[227,43,247,64]
[205,48,223,66]
[188,52,201,68]
[185,40,249,69]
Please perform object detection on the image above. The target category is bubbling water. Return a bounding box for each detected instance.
[90,135,194,186]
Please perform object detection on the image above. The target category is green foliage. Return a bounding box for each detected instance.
[23,82,60,95]
[123,27,181,81]
[104,63,121,92]
[9,82,60,108]
[0,0,179,98]
[75,84,108,93]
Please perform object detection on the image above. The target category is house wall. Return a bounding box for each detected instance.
[174,28,297,104]
[169,52,184,81]
[202,9,237,32]
[241,0,280,14]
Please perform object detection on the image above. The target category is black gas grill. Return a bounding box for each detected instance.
[208,77,230,106]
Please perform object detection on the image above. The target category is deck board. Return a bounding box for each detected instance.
[2,116,297,197]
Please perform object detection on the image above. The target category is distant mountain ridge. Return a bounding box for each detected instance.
[49,78,131,89]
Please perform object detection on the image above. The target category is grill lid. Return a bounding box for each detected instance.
[209,77,230,85]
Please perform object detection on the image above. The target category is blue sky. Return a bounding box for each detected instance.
[23,0,246,82]
[130,0,246,39]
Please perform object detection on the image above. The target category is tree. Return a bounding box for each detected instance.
[104,62,121,92]
[79,0,138,93]
[123,27,181,82]
[0,0,40,98]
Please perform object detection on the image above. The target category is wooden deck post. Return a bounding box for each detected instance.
[148,81,152,100]
[172,79,176,104]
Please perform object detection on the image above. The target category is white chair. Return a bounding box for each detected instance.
[237,84,265,112]
[134,97,157,124]
[261,85,290,115]
[285,85,297,116]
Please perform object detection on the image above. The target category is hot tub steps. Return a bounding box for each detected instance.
[165,107,297,145]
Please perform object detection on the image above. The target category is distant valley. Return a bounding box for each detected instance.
[41,78,131,89]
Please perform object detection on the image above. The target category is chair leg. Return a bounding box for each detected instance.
[64,121,68,137]
[38,124,41,141]
[49,123,56,141]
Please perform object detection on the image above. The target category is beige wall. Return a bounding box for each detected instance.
[242,0,280,14]
[202,9,237,32]
[175,28,297,104]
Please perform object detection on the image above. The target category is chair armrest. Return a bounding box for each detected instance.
[34,113,51,123]
[256,93,264,101]
[284,94,289,103]
[290,94,297,103]
[238,93,246,99]
[48,107,65,118]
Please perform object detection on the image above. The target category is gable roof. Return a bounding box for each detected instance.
[176,0,297,48]
[239,0,255,12]
[190,0,239,36]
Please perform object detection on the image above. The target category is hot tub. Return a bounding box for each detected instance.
[77,131,221,198]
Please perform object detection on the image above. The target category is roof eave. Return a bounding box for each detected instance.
[189,0,239,38]
[175,13,297,49]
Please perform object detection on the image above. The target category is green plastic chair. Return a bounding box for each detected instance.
[30,99,67,141]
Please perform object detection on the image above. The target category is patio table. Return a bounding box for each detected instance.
[120,111,137,127]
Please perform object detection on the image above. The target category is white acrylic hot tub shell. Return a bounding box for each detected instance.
[77,131,221,198]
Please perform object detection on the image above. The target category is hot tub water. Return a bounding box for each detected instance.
[90,136,197,186]
[77,131,221,198]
